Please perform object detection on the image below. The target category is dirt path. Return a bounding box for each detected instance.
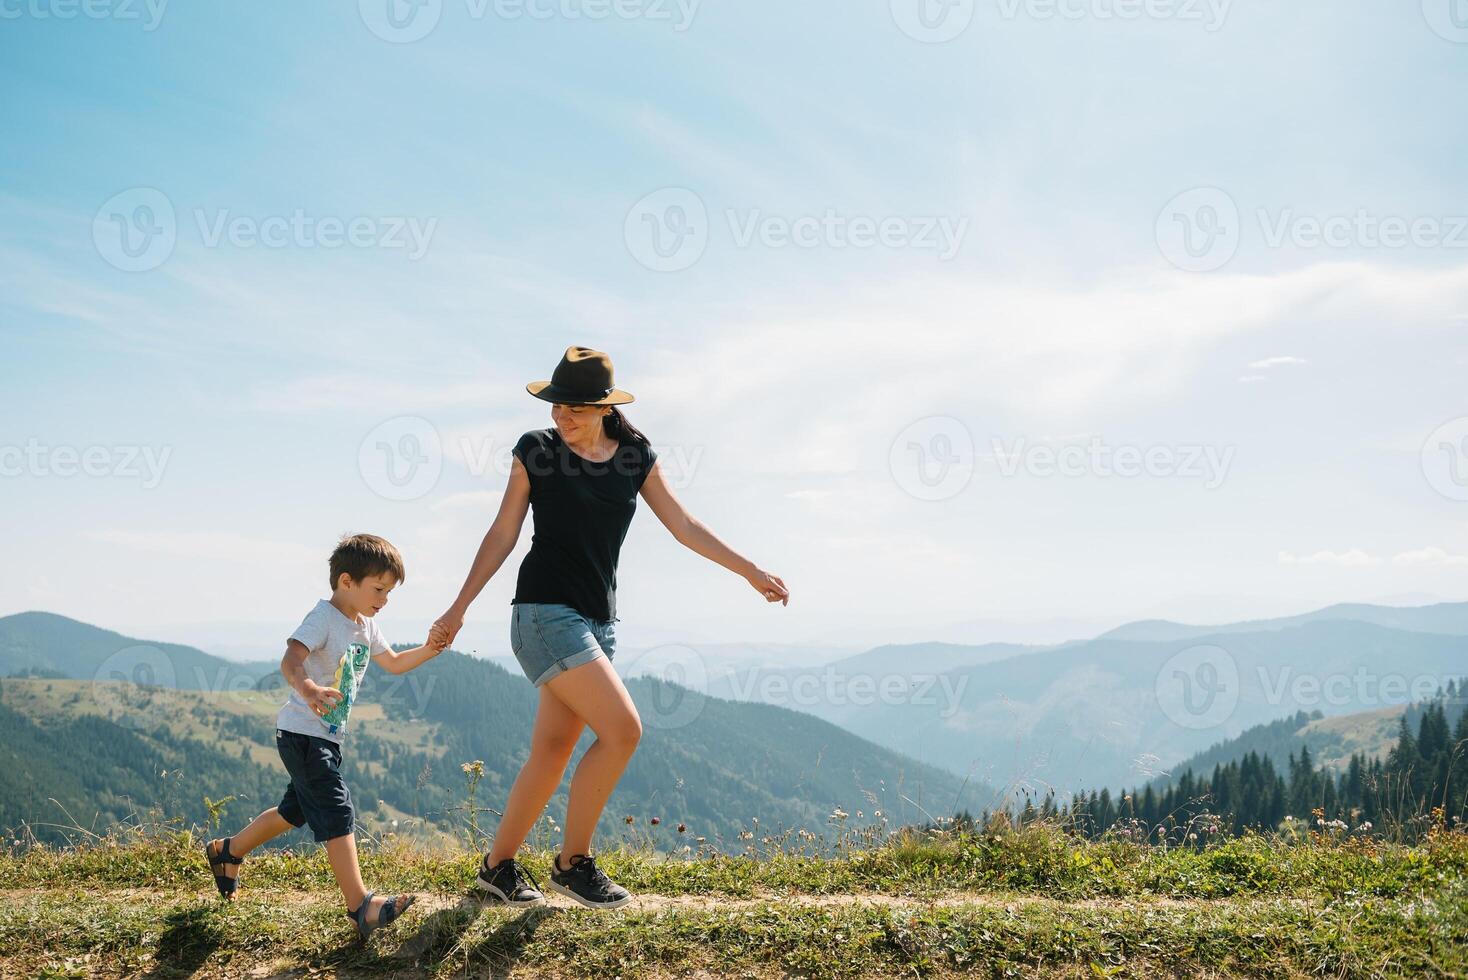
[0,885,1307,913]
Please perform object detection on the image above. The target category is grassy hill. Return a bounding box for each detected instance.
[0,822,1462,977]
[0,649,1000,850]
[1144,682,1468,794]
[0,611,275,688]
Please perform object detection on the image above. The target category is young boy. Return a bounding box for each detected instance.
[204,533,449,939]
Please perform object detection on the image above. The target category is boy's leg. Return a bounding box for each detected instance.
[208,804,298,889]
[279,731,413,920]
[324,832,369,911]
[225,807,296,855]
[324,834,414,924]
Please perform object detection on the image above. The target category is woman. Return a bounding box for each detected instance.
[432,345,789,909]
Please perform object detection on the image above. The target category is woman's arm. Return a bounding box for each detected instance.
[433,458,532,644]
[639,460,789,605]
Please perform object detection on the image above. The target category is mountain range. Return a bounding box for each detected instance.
[693,602,1468,796]
[0,612,998,848]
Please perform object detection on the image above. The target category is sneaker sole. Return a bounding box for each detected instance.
[474,874,545,905]
[546,879,633,910]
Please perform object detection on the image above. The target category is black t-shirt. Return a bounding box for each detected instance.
[510,427,658,624]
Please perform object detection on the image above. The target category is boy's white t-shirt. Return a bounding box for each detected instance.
[275,599,390,743]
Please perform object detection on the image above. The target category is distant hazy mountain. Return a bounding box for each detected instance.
[0,612,276,688]
[1098,602,1468,643]
[705,640,1045,731]
[687,603,1468,797]
[0,614,997,847]
[754,618,1466,798]
[824,641,1038,676]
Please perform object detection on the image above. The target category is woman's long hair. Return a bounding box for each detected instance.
[604,406,651,449]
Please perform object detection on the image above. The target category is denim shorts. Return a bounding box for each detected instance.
[276,729,355,843]
[510,602,617,687]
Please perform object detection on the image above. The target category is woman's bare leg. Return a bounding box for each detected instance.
[545,657,642,863]
[485,686,585,864]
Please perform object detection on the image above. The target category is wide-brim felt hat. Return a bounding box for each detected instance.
[527,345,635,406]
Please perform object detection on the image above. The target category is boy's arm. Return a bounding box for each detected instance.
[371,624,449,675]
[281,639,342,716]
[371,643,442,675]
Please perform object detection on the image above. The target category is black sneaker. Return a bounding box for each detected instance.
[474,855,545,905]
[547,853,632,909]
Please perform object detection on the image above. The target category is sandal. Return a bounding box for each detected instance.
[347,890,417,939]
[205,837,244,899]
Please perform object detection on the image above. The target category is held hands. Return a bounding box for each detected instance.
[747,568,789,606]
[302,680,343,718]
[431,609,464,650]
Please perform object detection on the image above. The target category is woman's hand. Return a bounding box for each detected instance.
[432,608,465,648]
[747,568,789,605]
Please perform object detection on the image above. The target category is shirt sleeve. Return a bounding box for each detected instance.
[512,431,540,483]
[367,618,392,657]
[511,430,537,465]
[636,440,659,491]
[288,604,328,653]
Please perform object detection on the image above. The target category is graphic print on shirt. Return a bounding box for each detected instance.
[319,642,369,735]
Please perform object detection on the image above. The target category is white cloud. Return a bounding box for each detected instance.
[90,530,319,566]
[1392,547,1468,567]
[429,491,503,514]
[1248,356,1308,370]
[248,375,506,416]
[1278,549,1380,567]
[1238,375,1267,383]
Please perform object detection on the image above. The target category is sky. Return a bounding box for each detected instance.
[2,1,1467,662]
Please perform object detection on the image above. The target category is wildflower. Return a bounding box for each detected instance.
[650,817,661,826]
[829,807,849,822]
[624,815,635,825]
[677,823,687,833]
[461,760,485,777]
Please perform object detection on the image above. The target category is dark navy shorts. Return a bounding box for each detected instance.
[276,729,354,842]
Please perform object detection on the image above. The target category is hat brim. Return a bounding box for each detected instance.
[526,381,635,406]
